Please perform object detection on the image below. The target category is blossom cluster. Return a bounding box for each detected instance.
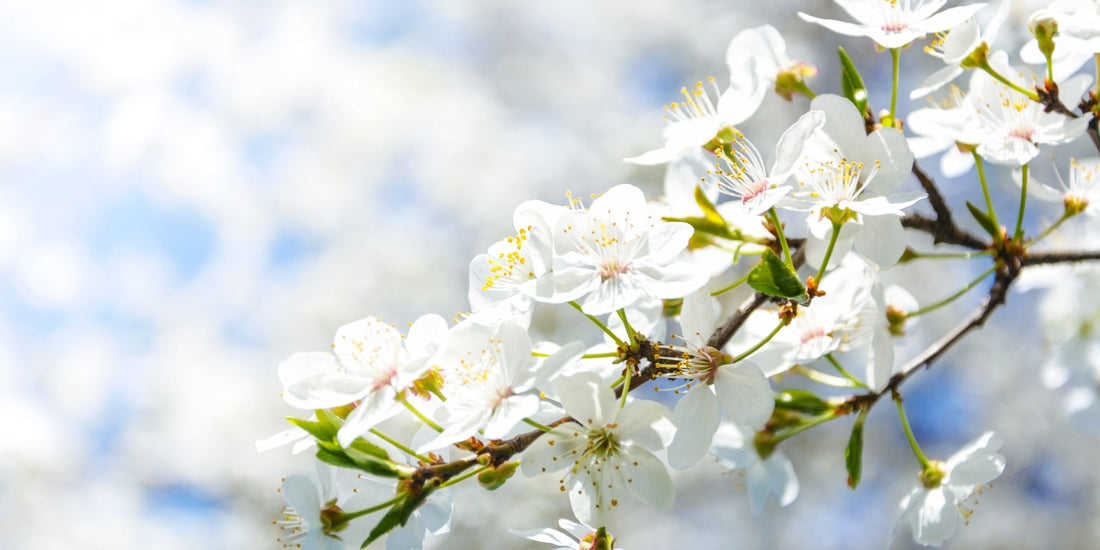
[263,1,1100,548]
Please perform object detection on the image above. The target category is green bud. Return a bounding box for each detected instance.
[1029,10,1058,58]
[477,460,520,491]
[959,42,989,70]
[774,389,831,415]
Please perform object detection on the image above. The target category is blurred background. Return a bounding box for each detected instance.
[2,0,1098,548]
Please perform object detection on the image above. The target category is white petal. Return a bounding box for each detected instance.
[405,314,449,359]
[911,487,957,546]
[483,393,541,439]
[811,94,868,155]
[520,427,586,477]
[771,110,826,177]
[512,527,577,547]
[910,66,964,99]
[620,446,675,509]
[854,214,907,268]
[615,398,676,450]
[860,128,914,196]
[668,384,721,469]
[797,13,870,39]
[918,4,988,35]
[713,362,774,429]
[278,352,369,409]
[282,475,321,519]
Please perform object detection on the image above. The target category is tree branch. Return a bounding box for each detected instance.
[1022,250,1100,266]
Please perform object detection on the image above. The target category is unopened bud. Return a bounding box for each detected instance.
[774,61,818,101]
[1029,10,1058,58]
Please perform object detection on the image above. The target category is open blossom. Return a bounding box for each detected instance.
[665,290,775,470]
[906,85,982,177]
[709,423,798,514]
[967,51,1091,166]
[277,314,448,447]
[419,320,581,452]
[544,184,708,315]
[725,25,816,101]
[521,372,676,526]
[894,431,1006,547]
[1017,157,1100,217]
[911,0,1011,99]
[799,0,986,49]
[277,473,343,550]
[789,94,922,268]
[625,37,766,166]
[468,200,566,325]
[704,110,825,216]
[512,518,624,550]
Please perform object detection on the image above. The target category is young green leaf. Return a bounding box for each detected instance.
[774,389,831,415]
[965,200,1000,239]
[748,249,806,299]
[838,46,869,116]
[845,408,869,489]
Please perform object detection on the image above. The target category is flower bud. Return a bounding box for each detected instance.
[1029,10,1058,58]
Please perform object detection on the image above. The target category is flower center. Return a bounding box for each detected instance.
[598,259,631,281]
[663,77,722,124]
[587,425,621,457]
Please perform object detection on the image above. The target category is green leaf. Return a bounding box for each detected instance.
[747,249,806,300]
[361,486,434,548]
[845,408,869,489]
[477,461,520,491]
[838,46,869,116]
[694,184,726,226]
[774,389,831,415]
[345,440,402,478]
[966,201,1000,238]
[287,416,337,442]
[316,447,357,469]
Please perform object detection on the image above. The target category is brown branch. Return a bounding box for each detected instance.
[901,213,990,250]
[1021,250,1100,266]
[707,291,768,350]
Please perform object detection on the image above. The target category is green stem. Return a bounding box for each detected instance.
[773,410,839,443]
[710,270,752,296]
[793,79,817,100]
[978,60,1041,101]
[1028,211,1073,246]
[825,353,869,390]
[581,351,620,359]
[730,319,785,363]
[1015,163,1029,241]
[890,47,900,121]
[815,220,843,282]
[791,364,858,388]
[400,395,444,433]
[618,367,631,409]
[1095,54,1100,96]
[569,301,623,345]
[768,207,794,269]
[522,417,555,433]
[369,428,434,463]
[895,396,931,469]
[616,308,638,347]
[339,495,402,523]
[972,151,1003,243]
[439,465,488,489]
[904,263,998,318]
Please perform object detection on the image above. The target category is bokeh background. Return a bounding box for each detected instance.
[2,0,1098,548]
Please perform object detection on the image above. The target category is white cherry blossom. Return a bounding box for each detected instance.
[544,184,709,315]
[419,320,581,452]
[789,95,922,268]
[704,110,825,216]
[709,422,799,514]
[911,0,1010,99]
[894,431,1006,547]
[521,372,676,526]
[512,518,624,550]
[665,290,775,470]
[277,314,449,448]
[799,0,986,49]
[725,25,817,101]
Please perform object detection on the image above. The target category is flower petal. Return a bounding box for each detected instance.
[668,384,721,470]
[713,362,774,429]
[620,446,675,510]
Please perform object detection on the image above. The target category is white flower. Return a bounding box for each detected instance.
[625,58,765,165]
[277,314,449,447]
[704,110,825,216]
[512,518,624,550]
[911,0,1011,99]
[789,94,922,268]
[906,85,982,177]
[967,51,1091,166]
[544,184,709,315]
[468,200,566,324]
[725,25,817,101]
[665,290,775,470]
[1019,157,1100,217]
[419,320,581,451]
[654,150,771,277]
[799,0,986,50]
[521,372,676,526]
[277,473,343,550]
[709,423,798,514]
[893,431,1006,547]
